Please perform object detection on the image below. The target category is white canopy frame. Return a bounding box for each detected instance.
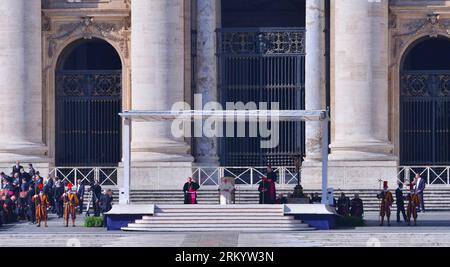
[118,110,330,205]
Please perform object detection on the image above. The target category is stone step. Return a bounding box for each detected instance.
[141,215,295,220]
[153,212,285,217]
[121,227,314,232]
[126,223,309,228]
[135,219,299,224]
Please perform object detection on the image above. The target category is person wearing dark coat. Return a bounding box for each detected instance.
[53,178,65,218]
[76,179,85,214]
[12,161,24,177]
[396,183,407,223]
[90,181,102,216]
[99,189,113,214]
[258,177,271,204]
[99,189,113,226]
[413,174,426,212]
[337,193,351,216]
[350,194,364,218]
[44,177,55,213]
[183,177,200,204]
[28,164,36,177]
[26,184,36,224]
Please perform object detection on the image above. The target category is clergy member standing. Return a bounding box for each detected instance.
[266,165,277,204]
[183,177,200,204]
[218,177,234,205]
[258,177,270,204]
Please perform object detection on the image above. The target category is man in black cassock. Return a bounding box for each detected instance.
[76,179,85,214]
[183,177,200,204]
[53,178,65,218]
[258,177,270,204]
[90,181,102,216]
[26,184,36,224]
[396,183,407,223]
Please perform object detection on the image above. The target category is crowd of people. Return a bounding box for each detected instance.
[0,161,114,227]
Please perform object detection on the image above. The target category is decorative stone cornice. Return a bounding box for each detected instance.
[395,14,450,38]
[391,13,450,59]
[46,16,130,58]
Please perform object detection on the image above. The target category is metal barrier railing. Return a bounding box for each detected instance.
[397,166,450,186]
[192,166,299,186]
[48,167,118,187]
[2,165,450,190]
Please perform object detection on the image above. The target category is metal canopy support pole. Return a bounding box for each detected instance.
[119,117,131,205]
[321,118,329,205]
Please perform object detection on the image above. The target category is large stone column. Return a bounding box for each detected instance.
[194,0,220,165]
[0,0,47,163]
[331,0,394,161]
[128,0,193,189]
[305,0,326,161]
[303,0,397,190]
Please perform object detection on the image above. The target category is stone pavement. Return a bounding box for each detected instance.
[1,212,450,247]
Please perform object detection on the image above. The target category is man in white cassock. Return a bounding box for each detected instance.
[218,177,235,205]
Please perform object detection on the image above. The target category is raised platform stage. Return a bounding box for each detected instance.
[89,187,450,212]
[105,204,337,232]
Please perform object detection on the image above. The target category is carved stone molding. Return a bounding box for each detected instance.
[45,16,130,59]
[392,13,450,59]
[397,14,450,38]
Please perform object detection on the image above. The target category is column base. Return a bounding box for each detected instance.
[131,139,194,163]
[329,140,396,161]
[0,142,48,160]
[118,161,194,190]
[302,159,399,190]
[194,156,220,166]
[303,153,323,162]
[0,142,51,176]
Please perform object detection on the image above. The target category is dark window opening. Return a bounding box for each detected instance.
[55,38,122,167]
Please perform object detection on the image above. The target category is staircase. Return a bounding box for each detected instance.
[121,204,313,232]
[83,187,450,212]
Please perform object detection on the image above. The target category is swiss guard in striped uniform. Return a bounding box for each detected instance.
[377,181,394,226]
[63,183,79,227]
[32,183,49,227]
[407,184,420,226]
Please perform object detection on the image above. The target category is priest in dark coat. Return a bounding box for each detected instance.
[258,177,271,204]
[183,177,200,204]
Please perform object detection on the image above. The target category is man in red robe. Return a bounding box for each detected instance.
[266,165,277,204]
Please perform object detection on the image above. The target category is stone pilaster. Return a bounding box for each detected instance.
[0,0,47,162]
[194,0,220,166]
[130,0,193,163]
[330,0,394,161]
[126,0,193,189]
[305,0,326,161]
[303,0,397,190]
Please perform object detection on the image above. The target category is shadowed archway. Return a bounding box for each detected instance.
[400,36,450,166]
[55,38,122,166]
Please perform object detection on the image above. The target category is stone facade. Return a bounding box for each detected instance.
[0,0,448,189]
